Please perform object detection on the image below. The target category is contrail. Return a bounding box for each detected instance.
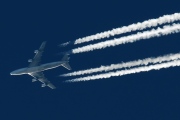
[66,60,180,82]
[59,41,72,47]
[58,41,73,47]
[59,13,180,46]
[61,53,180,77]
[72,24,180,54]
[74,13,180,44]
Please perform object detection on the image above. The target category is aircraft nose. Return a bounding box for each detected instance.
[10,71,16,75]
[10,72,13,75]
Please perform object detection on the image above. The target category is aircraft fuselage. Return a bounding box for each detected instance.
[10,61,66,75]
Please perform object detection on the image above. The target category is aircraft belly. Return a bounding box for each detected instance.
[26,67,41,73]
[26,62,64,73]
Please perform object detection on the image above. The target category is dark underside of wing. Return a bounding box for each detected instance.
[30,72,56,89]
[28,41,56,89]
[29,41,47,67]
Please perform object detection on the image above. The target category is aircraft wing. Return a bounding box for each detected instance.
[29,72,56,89]
[29,41,47,67]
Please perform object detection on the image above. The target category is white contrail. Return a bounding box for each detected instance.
[59,42,71,47]
[74,13,180,45]
[72,24,180,54]
[61,53,180,77]
[66,60,180,82]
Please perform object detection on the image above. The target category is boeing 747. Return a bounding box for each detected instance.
[10,41,71,89]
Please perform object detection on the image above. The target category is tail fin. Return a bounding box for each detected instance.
[61,54,72,70]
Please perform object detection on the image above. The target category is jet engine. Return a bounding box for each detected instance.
[28,59,32,62]
[41,83,46,87]
[32,79,37,82]
[34,50,38,54]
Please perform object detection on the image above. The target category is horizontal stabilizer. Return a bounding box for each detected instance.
[62,62,71,70]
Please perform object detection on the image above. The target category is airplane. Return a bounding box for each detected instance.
[10,41,71,89]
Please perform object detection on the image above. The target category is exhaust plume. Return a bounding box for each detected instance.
[61,53,180,77]
[72,24,180,54]
[66,60,180,82]
[75,13,180,44]
[60,13,180,46]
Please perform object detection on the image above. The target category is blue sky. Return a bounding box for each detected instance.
[1,1,180,120]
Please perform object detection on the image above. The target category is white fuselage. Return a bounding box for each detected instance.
[10,61,65,75]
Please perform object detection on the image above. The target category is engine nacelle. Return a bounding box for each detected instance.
[34,50,38,54]
[32,79,37,82]
[41,84,46,87]
[28,59,32,62]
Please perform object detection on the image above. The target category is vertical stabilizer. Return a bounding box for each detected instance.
[61,54,72,70]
